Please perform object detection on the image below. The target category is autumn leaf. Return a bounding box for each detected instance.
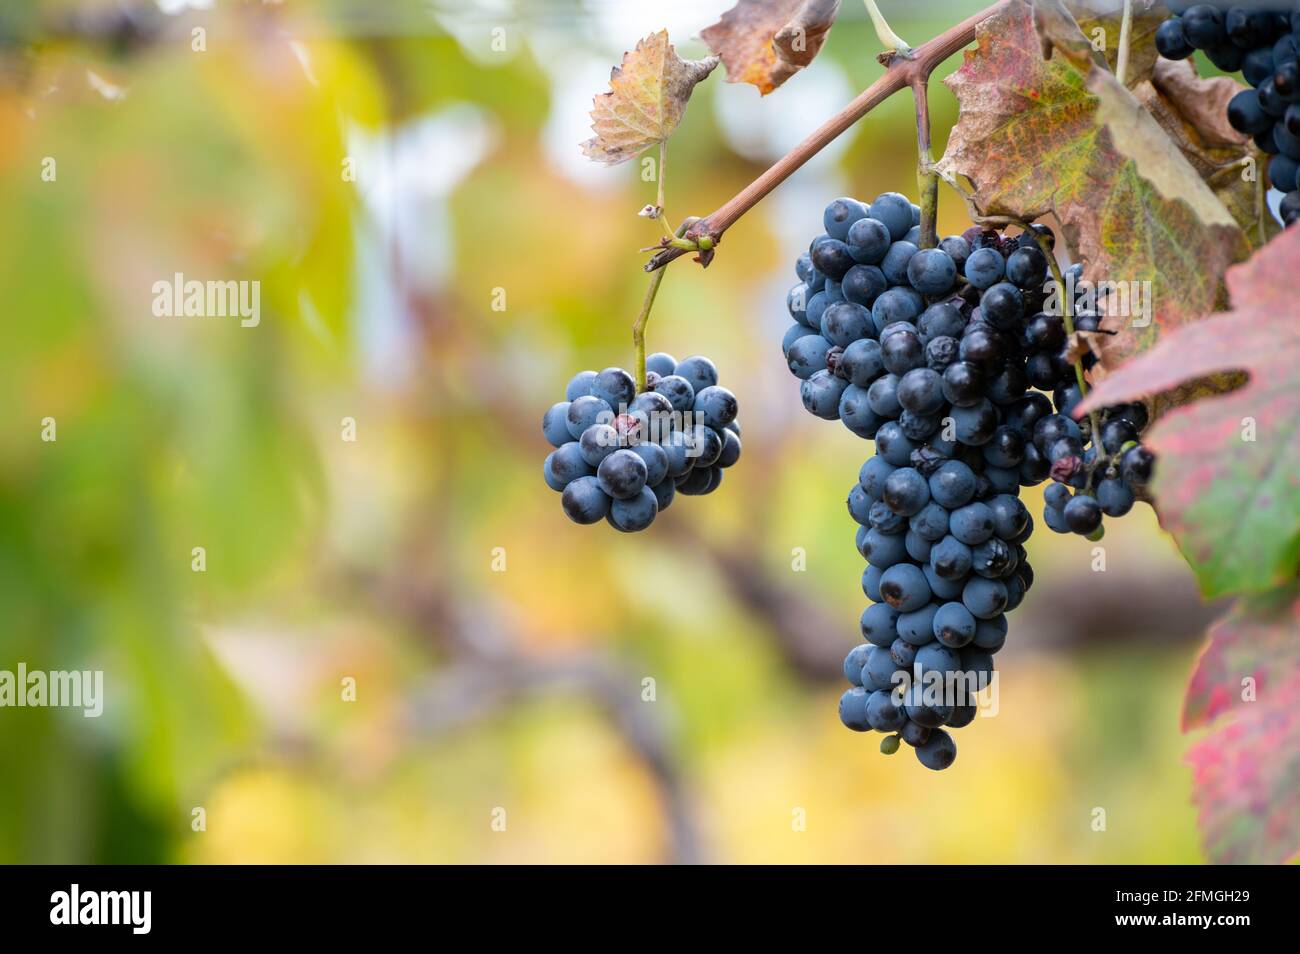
[936,0,1246,369]
[701,0,840,96]
[1146,58,1279,251]
[581,31,719,165]
[1182,596,1300,864]
[1077,223,1300,599]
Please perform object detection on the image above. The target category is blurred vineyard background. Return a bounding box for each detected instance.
[0,0,1222,863]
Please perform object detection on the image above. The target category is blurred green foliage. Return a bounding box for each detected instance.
[0,0,1207,863]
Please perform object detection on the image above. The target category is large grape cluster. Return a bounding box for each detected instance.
[1156,3,1300,224]
[543,356,741,532]
[782,192,1156,769]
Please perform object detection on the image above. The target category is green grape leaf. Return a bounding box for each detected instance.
[936,0,1247,368]
[701,0,840,96]
[1183,597,1300,864]
[581,31,719,165]
[1078,224,1300,599]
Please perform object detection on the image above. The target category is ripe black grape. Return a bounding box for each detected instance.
[543,357,742,532]
[783,197,1160,769]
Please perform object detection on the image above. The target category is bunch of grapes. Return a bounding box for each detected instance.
[542,356,741,532]
[782,193,1156,769]
[1155,3,1300,224]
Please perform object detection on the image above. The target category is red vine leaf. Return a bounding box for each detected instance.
[701,0,841,96]
[937,0,1246,369]
[1078,224,1300,599]
[581,31,719,165]
[1183,597,1300,864]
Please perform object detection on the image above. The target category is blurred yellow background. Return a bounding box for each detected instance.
[0,0,1215,863]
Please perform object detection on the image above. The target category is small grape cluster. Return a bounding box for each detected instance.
[543,356,741,532]
[1156,3,1300,224]
[782,193,1156,769]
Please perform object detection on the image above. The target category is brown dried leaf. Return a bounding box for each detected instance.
[581,31,719,165]
[937,0,1246,372]
[701,0,841,96]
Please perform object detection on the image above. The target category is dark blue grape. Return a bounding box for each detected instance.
[842,265,888,307]
[869,192,915,240]
[863,528,909,569]
[1155,15,1194,59]
[716,428,741,468]
[930,535,972,580]
[905,530,934,563]
[900,719,931,747]
[867,690,908,731]
[879,563,932,612]
[883,467,931,516]
[567,395,613,439]
[860,455,896,498]
[1063,493,1102,534]
[786,334,833,380]
[848,484,874,525]
[867,373,903,418]
[987,494,1029,540]
[949,501,995,545]
[897,368,946,415]
[933,601,977,648]
[871,287,923,333]
[979,282,1024,330]
[868,499,907,534]
[592,367,636,410]
[631,442,669,486]
[839,686,872,731]
[579,423,620,467]
[904,685,953,728]
[566,370,596,401]
[843,644,871,687]
[961,576,1008,619]
[839,385,883,438]
[674,355,718,396]
[549,441,592,487]
[898,602,940,645]
[561,475,612,524]
[861,602,900,646]
[654,373,695,413]
[597,448,647,500]
[909,502,950,542]
[821,301,873,346]
[840,338,885,387]
[693,385,738,430]
[890,638,917,668]
[1004,246,1047,290]
[929,460,977,509]
[811,237,857,280]
[801,370,848,419]
[964,247,1005,289]
[847,216,892,264]
[881,241,919,285]
[1097,477,1134,517]
[973,614,1008,652]
[907,248,958,295]
[543,402,572,447]
[650,474,675,512]
[915,728,957,770]
[864,645,901,691]
[824,196,868,240]
[607,486,657,532]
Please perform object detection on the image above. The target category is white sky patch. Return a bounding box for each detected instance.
[347,105,498,386]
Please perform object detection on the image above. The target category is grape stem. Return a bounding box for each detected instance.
[1115,0,1132,87]
[1034,231,1107,476]
[633,219,696,391]
[912,77,939,250]
[646,0,1011,272]
[864,0,912,57]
